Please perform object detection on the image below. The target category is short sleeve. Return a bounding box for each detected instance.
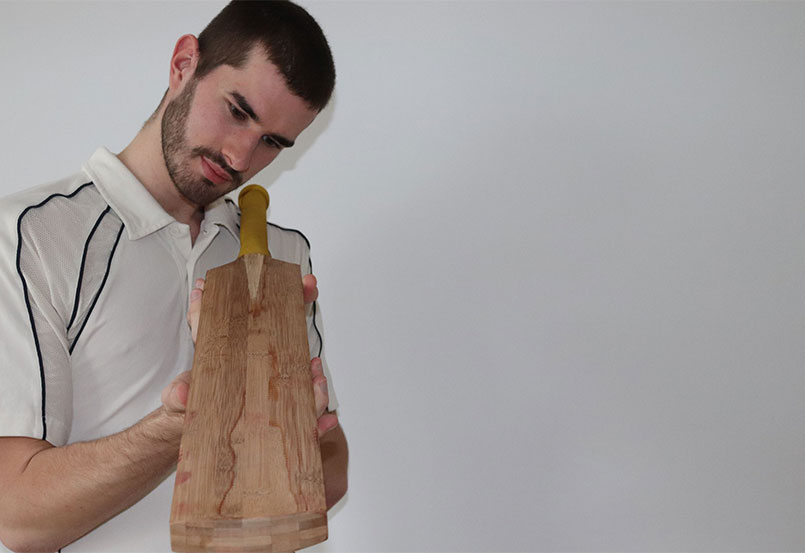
[0,201,73,446]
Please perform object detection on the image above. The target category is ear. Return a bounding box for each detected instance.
[169,34,200,91]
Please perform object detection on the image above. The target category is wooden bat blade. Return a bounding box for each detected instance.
[170,254,327,553]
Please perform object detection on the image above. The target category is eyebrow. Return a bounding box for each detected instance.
[230,91,295,148]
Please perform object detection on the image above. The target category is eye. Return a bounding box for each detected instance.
[229,103,247,121]
[262,135,281,149]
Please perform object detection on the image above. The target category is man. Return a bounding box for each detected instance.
[0,2,347,551]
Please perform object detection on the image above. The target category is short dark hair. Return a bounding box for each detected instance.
[196,0,335,111]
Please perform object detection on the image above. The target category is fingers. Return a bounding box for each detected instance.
[302,274,318,305]
[311,357,328,417]
[310,357,338,437]
[317,412,339,438]
[161,371,192,414]
[161,358,336,438]
[187,278,205,344]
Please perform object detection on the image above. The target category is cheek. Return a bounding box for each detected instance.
[185,98,227,146]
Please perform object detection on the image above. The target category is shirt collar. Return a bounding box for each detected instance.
[203,193,241,241]
[82,147,240,241]
[83,147,174,240]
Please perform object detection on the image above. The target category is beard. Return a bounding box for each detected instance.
[161,79,243,207]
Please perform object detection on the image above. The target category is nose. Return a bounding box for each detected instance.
[222,129,258,174]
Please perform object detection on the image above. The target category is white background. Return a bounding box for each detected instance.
[2,1,805,551]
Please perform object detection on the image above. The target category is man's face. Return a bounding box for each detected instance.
[161,46,319,207]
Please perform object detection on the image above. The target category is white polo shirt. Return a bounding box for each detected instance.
[0,147,337,552]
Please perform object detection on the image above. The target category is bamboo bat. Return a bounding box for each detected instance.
[170,184,327,552]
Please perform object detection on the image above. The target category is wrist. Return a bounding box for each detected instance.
[149,406,185,445]
[126,407,184,454]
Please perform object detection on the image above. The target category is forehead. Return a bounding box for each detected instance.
[196,47,318,136]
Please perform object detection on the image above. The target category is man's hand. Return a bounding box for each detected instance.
[312,357,338,436]
[302,273,319,304]
[186,278,206,344]
[177,275,338,438]
[161,370,191,414]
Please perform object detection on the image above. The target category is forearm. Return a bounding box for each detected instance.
[0,406,183,553]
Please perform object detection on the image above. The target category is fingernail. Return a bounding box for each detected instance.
[190,289,202,300]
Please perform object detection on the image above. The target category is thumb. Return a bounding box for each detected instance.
[162,371,191,413]
[187,278,205,344]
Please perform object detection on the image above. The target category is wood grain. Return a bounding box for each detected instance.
[170,253,327,552]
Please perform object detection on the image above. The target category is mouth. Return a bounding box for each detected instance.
[200,156,232,186]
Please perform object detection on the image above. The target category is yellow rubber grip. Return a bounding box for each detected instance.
[237,184,270,258]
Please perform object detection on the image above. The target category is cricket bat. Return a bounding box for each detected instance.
[169,184,327,552]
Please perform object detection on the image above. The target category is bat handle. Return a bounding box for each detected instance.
[237,184,271,258]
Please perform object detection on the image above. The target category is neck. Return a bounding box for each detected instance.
[117,119,203,229]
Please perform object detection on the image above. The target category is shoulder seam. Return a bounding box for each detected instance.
[69,223,125,354]
[312,300,323,358]
[226,198,313,250]
[67,206,111,331]
[15,181,95,441]
[267,221,312,250]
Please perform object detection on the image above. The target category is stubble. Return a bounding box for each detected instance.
[161,79,242,207]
